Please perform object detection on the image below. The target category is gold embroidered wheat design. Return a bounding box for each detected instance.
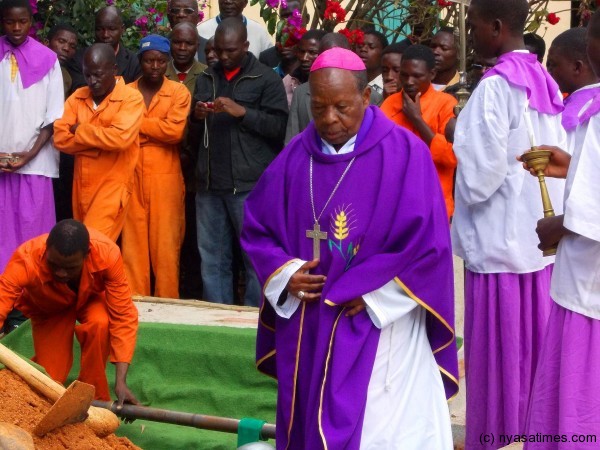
[334,211,349,240]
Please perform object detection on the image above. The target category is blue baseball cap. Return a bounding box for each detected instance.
[138,34,170,55]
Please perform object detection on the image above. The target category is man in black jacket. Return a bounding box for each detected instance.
[192,18,288,307]
[66,6,141,90]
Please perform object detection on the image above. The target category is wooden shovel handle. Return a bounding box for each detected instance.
[0,343,64,401]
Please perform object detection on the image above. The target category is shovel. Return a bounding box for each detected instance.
[32,380,95,436]
[0,343,120,437]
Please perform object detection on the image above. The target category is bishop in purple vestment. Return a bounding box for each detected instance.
[242,48,458,450]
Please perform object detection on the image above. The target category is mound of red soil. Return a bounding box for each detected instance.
[0,370,140,450]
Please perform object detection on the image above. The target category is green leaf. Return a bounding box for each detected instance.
[267,15,277,35]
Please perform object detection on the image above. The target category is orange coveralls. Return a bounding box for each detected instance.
[380,85,458,218]
[0,229,138,400]
[121,79,190,298]
[53,77,144,241]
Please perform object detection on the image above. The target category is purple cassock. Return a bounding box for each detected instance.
[241,106,459,449]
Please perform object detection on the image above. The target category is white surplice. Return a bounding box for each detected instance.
[0,57,63,177]
[263,136,453,449]
[552,107,600,319]
[452,61,568,274]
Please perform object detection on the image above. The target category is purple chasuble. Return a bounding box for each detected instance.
[563,87,600,130]
[482,52,563,114]
[242,106,458,450]
[0,36,57,89]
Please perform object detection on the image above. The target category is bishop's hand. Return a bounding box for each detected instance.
[286,259,326,302]
[341,297,366,317]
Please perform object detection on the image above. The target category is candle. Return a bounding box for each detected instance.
[523,108,537,148]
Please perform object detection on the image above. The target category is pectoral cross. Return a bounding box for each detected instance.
[306,222,328,259]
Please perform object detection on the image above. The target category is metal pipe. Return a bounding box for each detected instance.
[459,1,467,74]
[92,401,277,439]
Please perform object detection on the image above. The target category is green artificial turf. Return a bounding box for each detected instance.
[1,321,277,450]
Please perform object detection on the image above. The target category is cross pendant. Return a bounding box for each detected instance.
[306,222,328,260]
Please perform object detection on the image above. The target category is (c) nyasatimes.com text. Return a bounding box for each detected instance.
[479,432,597,446]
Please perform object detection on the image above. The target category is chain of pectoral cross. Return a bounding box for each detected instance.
[306,155,356,259]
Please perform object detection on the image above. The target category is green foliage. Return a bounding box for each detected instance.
[35,0,169,49]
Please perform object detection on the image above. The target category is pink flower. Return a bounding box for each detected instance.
[546,12,560,25]
[287,9,302,27]
[266,0,280,8]
[135,15,149,27]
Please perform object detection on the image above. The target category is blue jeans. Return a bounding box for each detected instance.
[195,191,261,306]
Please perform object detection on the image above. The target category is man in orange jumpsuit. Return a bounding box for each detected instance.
[0,220,139,404]
[380,44,457,218]
[122,35,191,298]
[54,43,144,241]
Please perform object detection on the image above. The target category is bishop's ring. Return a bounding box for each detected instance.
[297,291,306,300]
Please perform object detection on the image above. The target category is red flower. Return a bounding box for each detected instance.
[546,12,560,25]
[324,0,346,23]
[339,28,364,47]
[281,26,306,47]
[437,0,452,7]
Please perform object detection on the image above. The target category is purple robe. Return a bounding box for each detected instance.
[242,106,458,449]
[482,52,563,114]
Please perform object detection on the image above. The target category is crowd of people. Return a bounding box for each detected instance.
[0,0,599,448]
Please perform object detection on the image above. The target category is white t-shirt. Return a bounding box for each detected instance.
[551,109,600,319]
[0,57,63,178]
[452,73,567,273]
[197,16,273,59]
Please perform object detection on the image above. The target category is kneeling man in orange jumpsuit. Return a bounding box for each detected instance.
[54,44,144,241]
[122,35,191,298]
[0,219,139,405]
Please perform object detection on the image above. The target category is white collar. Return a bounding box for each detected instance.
[320,134,357,155]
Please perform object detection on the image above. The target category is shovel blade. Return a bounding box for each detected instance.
[33,380,95,437]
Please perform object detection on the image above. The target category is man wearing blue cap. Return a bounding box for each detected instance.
[121,35,191,299]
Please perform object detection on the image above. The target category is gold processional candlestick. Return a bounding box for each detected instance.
[453,71,470,116]
[520,148,557,257]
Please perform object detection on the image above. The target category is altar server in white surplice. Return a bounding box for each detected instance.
[452,0,567,448]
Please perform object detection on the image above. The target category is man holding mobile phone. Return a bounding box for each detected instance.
[190,18,288,307]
